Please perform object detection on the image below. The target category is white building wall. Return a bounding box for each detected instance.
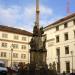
[0,31,31,67]
[44,18,75,73]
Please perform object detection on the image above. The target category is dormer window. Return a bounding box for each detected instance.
[56,26,59,31]
[2,33,8,38]
[64,33,68,41]
[14,35,19,40]
[73,20,75,25]
[64,23,68,28]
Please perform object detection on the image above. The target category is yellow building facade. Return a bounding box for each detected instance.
[0,25,32,67]
[44,13,75,73]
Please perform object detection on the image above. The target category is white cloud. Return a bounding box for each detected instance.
[40,5,53,19]
[0,4,54,32]
[23,5,53,21]
[0,5,21,26]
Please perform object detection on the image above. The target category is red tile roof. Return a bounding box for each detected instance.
[45,13,75,29]
[0,25,32,36]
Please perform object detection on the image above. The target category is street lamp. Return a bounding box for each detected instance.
[10,44,13,69]
[71,51,73,74]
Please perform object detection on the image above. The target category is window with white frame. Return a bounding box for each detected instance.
[66,61,70,73]
[1,52,6,57]
[22,37,26,41]
[56,47,60,56]
[12,44,18,49]
[2,33,8,38]
[56,35,59,43]
[73,19,75,25]
[13,53,18,58]
[56,26,59,31]
[64,33,69,41]
[21,45,26,49]
[64,23,68,28]
[1,43,7,48]
[21,54,26,59]
[74,30,75,38]
[65,46,69,54]
[14,35,19,40]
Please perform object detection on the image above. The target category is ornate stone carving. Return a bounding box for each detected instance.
[30,26,46,51]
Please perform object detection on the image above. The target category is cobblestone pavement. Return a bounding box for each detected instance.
[7,73,17,75]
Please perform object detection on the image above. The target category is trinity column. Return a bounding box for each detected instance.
[30,0,47,69]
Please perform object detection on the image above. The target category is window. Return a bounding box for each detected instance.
[56,35,59,43]
[73,20,75,25]
[64,23,68,28]
[65,46,69,54]
[74,31,75,38]
[66,62,70,73]
[21,45,26,49]
[57,62,60,73]
[12,44,18,49]
[14,35,19,40]
[22,37,26,41]
[56,48,60,73]
[2,33,8,38]
[21,54,26,59]
[56,26,59,31]
[64,33,68,41]
[1,52,6,57]
[56,48,60,56]
[13,53,18,58]
[1,43,7,47]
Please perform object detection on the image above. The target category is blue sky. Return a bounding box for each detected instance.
[0,0,75,32]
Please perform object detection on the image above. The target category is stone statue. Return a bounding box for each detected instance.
[29,0,47,70]
[30,25,46,51]
[29,24,47,68]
